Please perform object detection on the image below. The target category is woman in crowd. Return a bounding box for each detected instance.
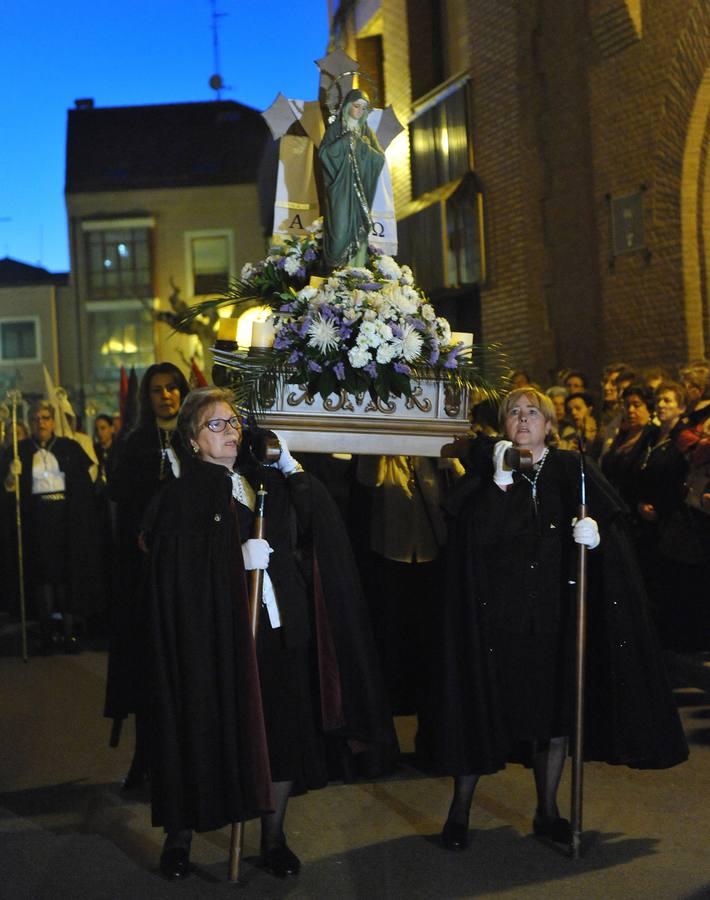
[148,387,395,880]
[318,88,385,268]
[104,362,190,790]
[600,384,657,515]
[93,413,116,485]
[634,382,697,645]
[431,387,687,852]
[562,391,602,459]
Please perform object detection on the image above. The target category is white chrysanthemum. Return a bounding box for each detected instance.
[374,255,402,281]
[436,316,452,345]
[348,345,371,368]
[400,264,414,285]
[421,303,436,322]
[393,323,424,362]
[375,320,393,341]
[357,321,384,348]
[240,263,256,281]
[283,256,301,275]
[384,284,418,316]
[297,285,318,302]
[342,305,362,322]
[363,309,377,321]
[307,315,340,353]
[376,342,397,364]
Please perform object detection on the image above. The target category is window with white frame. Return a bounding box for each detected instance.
[185,230,234,296]
[0,318,40,363]
[82,218,154,301]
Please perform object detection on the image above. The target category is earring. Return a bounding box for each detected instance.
[191,441,199,455]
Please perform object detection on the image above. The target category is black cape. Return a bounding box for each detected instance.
[0,437,103,617]
[104,423,188,719]
[431,446,688,776]
[147,459,396,833]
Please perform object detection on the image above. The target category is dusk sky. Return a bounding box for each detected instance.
[1,0,329,273]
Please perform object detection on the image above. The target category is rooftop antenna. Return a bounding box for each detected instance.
[208,0,230,99]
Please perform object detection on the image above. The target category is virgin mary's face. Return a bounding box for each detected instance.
[349,99,367,120]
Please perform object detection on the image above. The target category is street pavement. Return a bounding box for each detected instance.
[0,621,709,899]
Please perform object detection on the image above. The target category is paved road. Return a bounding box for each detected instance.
[1,636,708,899]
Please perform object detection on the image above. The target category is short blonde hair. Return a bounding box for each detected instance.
[178,387,240,444]
[499,387,557,430]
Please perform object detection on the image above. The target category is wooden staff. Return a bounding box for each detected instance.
[571,432,588,859]
[7,390,28,662]
[229,483,268,883]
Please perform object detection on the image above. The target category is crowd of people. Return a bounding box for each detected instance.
[0,352,706,882]
[507,359,710,650]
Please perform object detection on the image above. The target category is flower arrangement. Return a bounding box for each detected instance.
[183,219,505,410]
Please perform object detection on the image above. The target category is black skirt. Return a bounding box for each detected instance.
[30,495,70,586]
[256,623,328,793]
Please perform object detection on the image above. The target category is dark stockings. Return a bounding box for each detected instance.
[446,774,480,826]
[446,736,568,827]
[532,736,568,821]
[261,780,293,851]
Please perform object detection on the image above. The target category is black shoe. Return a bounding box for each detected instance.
[260,842,301,877]
[533,815,572,844]
[441,819,469,851]
[160,846,191,880]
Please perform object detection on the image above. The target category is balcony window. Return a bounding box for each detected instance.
[0,318,40,363]
[186,232,233,296]
[85,227,152,300]
[87,305,155,383]
[410,81,471,198]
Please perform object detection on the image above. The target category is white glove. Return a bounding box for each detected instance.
[241,538,273,570]
[271,431,302,476]
[572,516,600,549]
[492,440,514,488]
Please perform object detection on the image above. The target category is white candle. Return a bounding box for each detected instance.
[451,331,474,346]
[251,318,275,348]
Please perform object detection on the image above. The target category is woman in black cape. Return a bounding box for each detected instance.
[147,387,396,880]
[431,387,688,852]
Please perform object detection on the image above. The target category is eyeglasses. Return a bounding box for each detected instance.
[202,416,241,433]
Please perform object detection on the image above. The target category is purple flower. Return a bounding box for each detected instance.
[428,347,440,365]
[360,282,381,292]
[304,248,316,262]
[444,350,459,369]
[406,316,426,332]
[278,302,294,313]
[365,362,378,377]
[277,257,286,269]
[298,318,312,337]
[394,362,411,375]
[308,360,323,373]
[339,325,352,339]
[390,323,403,338]
[333,362,346,381]
[274,332,292,350]
[288,350,302,364]
[296,267,306,280]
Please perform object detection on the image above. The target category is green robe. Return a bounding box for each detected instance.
[318,107,385,269]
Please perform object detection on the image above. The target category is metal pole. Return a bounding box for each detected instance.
[228,484,267,883]
[7,390,28,662]
[570,434,588,858]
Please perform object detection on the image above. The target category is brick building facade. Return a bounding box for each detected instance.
[331,0,710,385]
